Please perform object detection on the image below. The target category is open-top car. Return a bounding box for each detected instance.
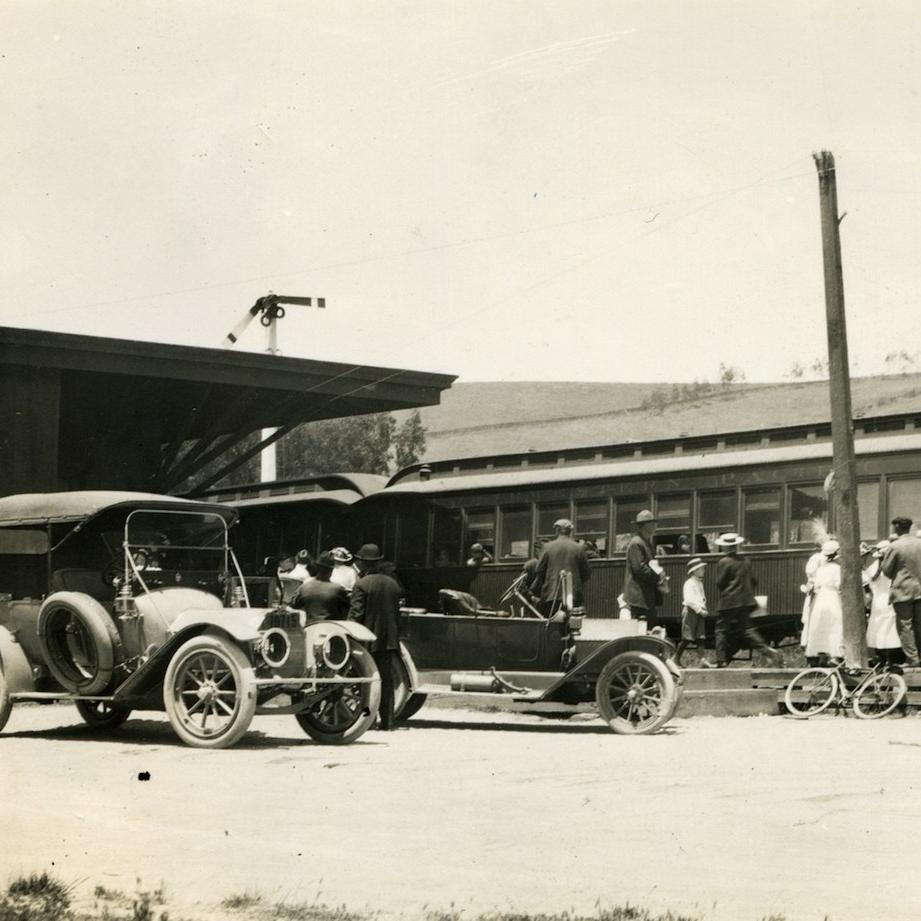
[0,492,380,748]
[392,573,683,734]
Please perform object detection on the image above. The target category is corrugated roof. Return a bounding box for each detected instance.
[378,431,921,497]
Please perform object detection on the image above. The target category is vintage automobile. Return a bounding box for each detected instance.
[391,574,683,734]
[0,492,380,748]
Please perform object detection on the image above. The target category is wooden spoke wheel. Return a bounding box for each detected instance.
[164,636,256,749]
[595,652,678,735]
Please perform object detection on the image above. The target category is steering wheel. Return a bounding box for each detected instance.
[101,550,148,587]
[102,554,125,587]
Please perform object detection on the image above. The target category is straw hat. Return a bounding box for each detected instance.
[821,539,840,559]
[715,532,745,548]
[687,557,707,575]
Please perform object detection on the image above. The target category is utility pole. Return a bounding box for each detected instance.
[813,150,867,667]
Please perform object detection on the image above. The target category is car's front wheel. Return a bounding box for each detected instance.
[75,699,132,731]
[295,646,380,744]
[595,652,678,735]
[163,636,257,749]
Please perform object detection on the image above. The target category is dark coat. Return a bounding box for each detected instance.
[716,553,758,611]
[291,578,350,620]
[882,534,921,603]
[348,571,402,651]
[532,535,592,604]
[621,535,660,610]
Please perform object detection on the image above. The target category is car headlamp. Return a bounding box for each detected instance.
[258,627,291,668]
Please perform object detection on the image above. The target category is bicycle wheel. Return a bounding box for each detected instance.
[784,668,839,718]
[853,671,907,719]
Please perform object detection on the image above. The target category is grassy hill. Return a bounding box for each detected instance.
[398,374,921,462]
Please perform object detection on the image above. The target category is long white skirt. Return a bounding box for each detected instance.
[866,593,901,650]
[805,587,844,659]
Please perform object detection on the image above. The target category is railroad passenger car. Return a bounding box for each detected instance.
[206,412,921,640]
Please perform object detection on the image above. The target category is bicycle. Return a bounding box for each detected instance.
[784,660,908,719]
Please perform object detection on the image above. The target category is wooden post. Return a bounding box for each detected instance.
[813,150,867,667]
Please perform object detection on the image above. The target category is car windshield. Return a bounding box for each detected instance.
[124,510,229,574]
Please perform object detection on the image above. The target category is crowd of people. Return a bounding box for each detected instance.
[272,544,402,730]
[799,514,921,668]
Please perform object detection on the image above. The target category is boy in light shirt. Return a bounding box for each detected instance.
[676,557,712,667]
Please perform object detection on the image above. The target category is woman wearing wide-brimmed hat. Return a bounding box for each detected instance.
[714,533,782,667]
[803,539,845,662]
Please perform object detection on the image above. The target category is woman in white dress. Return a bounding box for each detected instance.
[799,540,825,657]
[864,539,902,665]
[805,539,844,663]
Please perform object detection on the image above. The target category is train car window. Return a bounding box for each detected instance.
[742,487,781,546]
[698,490,737,552]
[537,503,570,544]
[499,506,531,560]
[857,481,880,541]
[397,508,428,567]
[787,484,828,545]
[465,507,496,560]
[613,498,648,552]
[432,505,463,566]
[887,478,921,533]
[575,500,608,557]
[653,493,692,554]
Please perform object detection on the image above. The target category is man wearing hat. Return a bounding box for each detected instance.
[291,550,350,620]
[622,510,663,627]
[882,516,921,667]
[675,557,712,667]
[531,518,592,616]
[349,544,402,730]
[714,533,780,667]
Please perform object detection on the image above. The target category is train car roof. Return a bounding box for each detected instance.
[0,491,237,526]
[230,489,364,509]
[375,431,921,497]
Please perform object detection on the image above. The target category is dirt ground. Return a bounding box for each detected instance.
[1,702,919,921]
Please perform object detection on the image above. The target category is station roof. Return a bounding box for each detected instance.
[0,326,456,440]
[0,326,455,495]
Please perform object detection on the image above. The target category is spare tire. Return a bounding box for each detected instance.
[38,592,123,695]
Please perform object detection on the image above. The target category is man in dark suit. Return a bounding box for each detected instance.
[290,551,350,620]
[882,516,921,667]
[714,533,780,667]
[348,543,402,729]
[621,510,662,627]
[531,519,591,616]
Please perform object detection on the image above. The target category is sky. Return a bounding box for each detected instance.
[2,1,920,384]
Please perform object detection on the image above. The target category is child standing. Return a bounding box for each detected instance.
[676,557,712,667]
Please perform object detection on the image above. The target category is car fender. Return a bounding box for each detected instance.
[334,620,377,645]
[398,641,420,691]
[167,608,270,643]
[537,634,680,701]
[0,625,36,694]
[113,620,258,702]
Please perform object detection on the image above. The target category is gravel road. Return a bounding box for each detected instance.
[1,703,918,921]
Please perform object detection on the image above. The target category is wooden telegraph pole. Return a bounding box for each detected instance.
[813,150,867,666]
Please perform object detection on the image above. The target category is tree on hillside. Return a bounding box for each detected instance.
[394,409,427,469]
[719,362,746,388]
[277,414,397,477]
